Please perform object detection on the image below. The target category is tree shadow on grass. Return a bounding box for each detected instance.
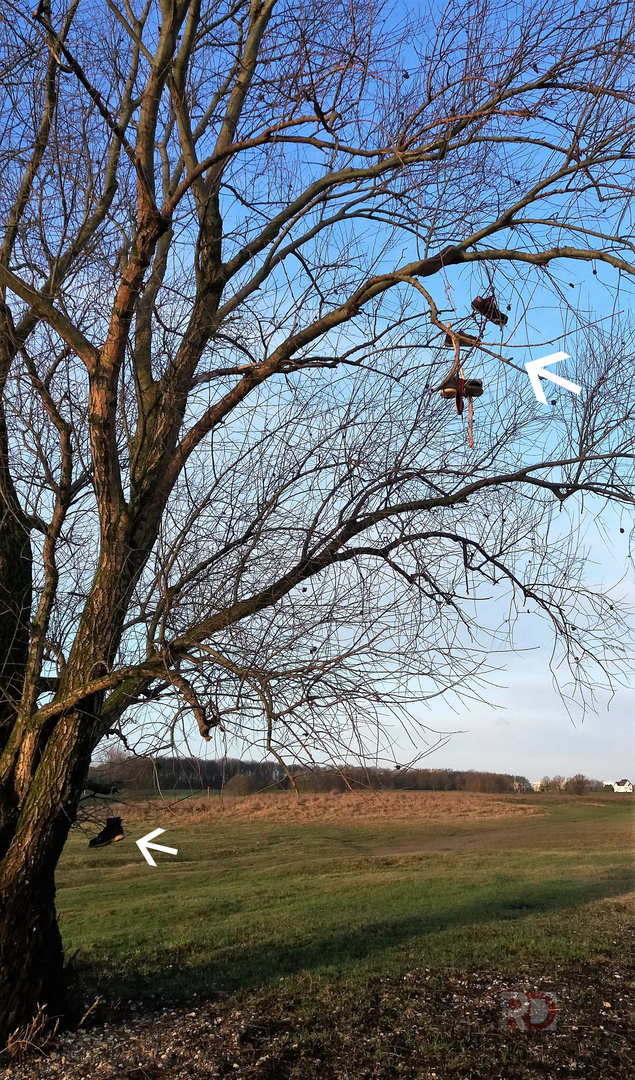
[70,871,633,1002]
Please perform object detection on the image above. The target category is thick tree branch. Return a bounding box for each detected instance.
[0,266,99,370]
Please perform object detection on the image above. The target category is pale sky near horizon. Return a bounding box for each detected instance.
[389,520,635,785]
[397,667,635,786]
[214,653,634,787]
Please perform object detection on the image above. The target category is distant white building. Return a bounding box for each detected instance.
[613,779,633,794]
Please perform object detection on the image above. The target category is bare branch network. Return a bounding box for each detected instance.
[1,0,635,786]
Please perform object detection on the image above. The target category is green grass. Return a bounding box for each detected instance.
[58,794,634,1002]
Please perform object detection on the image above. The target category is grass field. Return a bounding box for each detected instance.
[60,791,634,997]
[15,790,632,1078]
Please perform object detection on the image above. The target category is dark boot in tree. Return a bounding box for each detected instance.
[444,330,480,348]
[439,375,484,414]
[439,373,463,397]
[471,295,508,326]
[439,373,465,414]
[88,817,124,848]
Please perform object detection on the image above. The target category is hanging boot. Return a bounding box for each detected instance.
[471,295,508,327]
[463,378,484,397]
[444,330,480,348]
[439,373,462,397]
[439,373,465,414]
[89,817,125,848]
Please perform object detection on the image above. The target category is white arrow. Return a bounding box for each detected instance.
[525,351,581,404]
[136,828,178,868]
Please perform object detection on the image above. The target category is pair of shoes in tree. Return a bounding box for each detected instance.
[439,374,484,415]
[89,817,125,847]
[471,294,508,327]
[439,375,484,398]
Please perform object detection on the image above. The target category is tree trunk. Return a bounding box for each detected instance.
[0,476,168,1036]
[0,853,65,1037]
[0,707,99,1040]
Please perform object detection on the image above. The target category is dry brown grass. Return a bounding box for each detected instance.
[0,1005,58,1065]
[118,789,546,826]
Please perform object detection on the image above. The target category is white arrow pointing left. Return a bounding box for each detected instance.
[525,351,582,404]
[136,828,178,867]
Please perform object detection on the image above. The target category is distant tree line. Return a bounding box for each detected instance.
[87,751,285,792]
[537,774,608,794]
[88,752,534,795]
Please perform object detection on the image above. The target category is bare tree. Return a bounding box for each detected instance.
[564,773,592,795]
[1,0,635,1034]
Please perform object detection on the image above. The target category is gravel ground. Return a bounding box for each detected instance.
[2,961,633,1080]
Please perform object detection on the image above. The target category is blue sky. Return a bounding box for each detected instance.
[95,0,635,784]
[418,673,635,784]
[201,263,635,784]
[144,249,635,784]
